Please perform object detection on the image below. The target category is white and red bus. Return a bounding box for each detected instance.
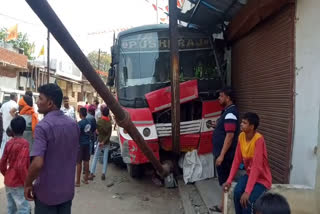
[109,24,224,177]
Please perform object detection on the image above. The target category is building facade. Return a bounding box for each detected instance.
[0,45,28,91]
[228,0,319,189]
[179,0,320,190]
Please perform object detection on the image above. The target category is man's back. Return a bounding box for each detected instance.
[86,113,96,132]
[20,114,33,150]
[97,117,112,144]
[31,110,79,205]
[212,104,240,159]
[78,118,91,145]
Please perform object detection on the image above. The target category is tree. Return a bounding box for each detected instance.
[0,27,35,60]
[0,28,7,41]
[87,50,111,72]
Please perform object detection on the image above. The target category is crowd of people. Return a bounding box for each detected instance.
[0,84,291,214]
[0,84,112,214]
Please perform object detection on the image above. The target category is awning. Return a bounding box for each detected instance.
[178,0,247,33]
[55,75,81,85]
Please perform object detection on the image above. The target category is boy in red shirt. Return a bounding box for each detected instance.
[0,116,31,213]
[223,112,272,214]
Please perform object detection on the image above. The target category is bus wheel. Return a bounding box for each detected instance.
[127,164,143,178]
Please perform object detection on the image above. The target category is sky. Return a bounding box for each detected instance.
[0,0,170,58]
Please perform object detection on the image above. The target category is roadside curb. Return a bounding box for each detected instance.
[194,178,222,214]
[177,178,209,214]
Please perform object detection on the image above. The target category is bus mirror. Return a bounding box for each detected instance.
[123,66,128,82]
[107,67,115,87]
[111,45,119,64]
[109,67,115,78]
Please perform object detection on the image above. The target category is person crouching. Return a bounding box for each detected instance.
[223,112,272,214]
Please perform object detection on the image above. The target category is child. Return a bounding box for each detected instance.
[88,105,112,181]
[76,108,92,187]
[223,112,272,214]
[254,193,291,214]
[0,116,31,214]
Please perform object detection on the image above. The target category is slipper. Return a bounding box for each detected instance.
[209,205,222,213]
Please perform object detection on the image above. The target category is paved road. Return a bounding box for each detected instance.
[0,161,183,214]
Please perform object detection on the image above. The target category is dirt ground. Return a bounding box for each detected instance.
[0,161,183,214]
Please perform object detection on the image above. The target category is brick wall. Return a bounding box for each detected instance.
[0,68,17,78]
[0,47,28,69]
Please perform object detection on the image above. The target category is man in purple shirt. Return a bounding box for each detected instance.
[24,84,79,214]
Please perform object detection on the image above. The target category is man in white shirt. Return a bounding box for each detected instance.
[61,96,76,121]
[0,93,18,158]
[94,99,101,121]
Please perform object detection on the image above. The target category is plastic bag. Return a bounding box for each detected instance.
[182,150,214,184]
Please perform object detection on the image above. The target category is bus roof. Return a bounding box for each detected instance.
[118,24,169,38]
[117,24,208,39]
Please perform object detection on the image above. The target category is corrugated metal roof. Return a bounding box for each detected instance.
[178,0,247,33]
[231,5,295,183]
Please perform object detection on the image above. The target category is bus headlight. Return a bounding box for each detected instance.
[206,120,212,129]
[143,128,151,137]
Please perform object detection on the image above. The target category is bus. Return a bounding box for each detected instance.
[108,24,224,177]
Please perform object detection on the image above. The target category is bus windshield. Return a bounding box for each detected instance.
[118,31,218,89]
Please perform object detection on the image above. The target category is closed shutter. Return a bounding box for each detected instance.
[231,5,295,184]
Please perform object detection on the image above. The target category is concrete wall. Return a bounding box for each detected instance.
[20,76,28,89]
[270,185,318,214]
[226,184,319,214]
[290,0,320,188]
[316,107,320,208]
[0,75,17,89]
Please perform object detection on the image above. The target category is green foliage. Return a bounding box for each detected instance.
[0,27,35,60]
[0,28,7,41]
[87,50,112,82]
[87,51,111,72]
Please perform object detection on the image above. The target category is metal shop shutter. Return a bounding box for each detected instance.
[231,5,295,184]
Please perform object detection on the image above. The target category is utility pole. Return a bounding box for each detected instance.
[169,0,180,155]
[47,29,50,84]
[98,48,101,70]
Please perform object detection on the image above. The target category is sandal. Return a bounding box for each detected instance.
[209,205,222,213]
[75,183,80,187]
